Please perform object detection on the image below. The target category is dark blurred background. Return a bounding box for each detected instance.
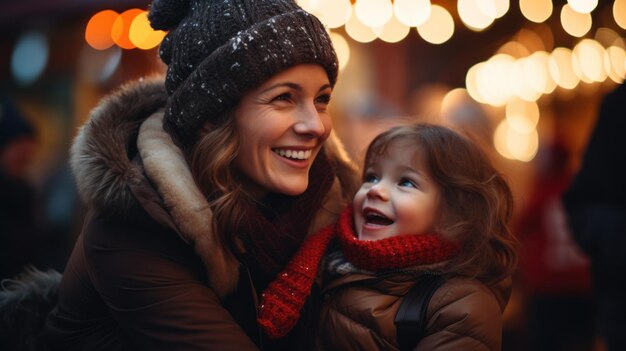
[1,1,624,350]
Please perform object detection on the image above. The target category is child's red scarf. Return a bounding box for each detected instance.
[257,207,461,339]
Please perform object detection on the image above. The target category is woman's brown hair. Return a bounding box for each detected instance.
[189,115,249,254]
[363,123,518,284]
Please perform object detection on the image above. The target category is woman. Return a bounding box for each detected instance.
[42,0,359,349]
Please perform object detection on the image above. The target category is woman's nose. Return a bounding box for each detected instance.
[293,104,328,137]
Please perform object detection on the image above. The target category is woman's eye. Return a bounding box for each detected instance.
[273,93,292,102]
[399,178,417,188]
[364,173,380,184]
[315,94,331,105]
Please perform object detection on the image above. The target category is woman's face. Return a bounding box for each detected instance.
[233,64,332,198]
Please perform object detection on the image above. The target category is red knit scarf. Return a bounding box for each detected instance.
[257,207,461,339]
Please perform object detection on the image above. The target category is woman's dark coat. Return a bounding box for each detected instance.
[42,77,356,350]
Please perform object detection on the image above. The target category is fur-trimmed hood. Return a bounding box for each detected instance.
[70,77,358,297]
[71,77,168,216]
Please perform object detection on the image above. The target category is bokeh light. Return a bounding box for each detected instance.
[111,9,143,50]
[479,54,516,106]
[374,15,410,43]
[295,0,318,13]
[549,47,580,89]
[394,0,431,27]
[479,0,510,19]
[497,41,531,58]
[494,119,538,161]
[312,0,352,29]
[505,97,539,134]
[465,62,487,104]
[345,10,377,43]
[595,27,620,48]
[355,0,393,28]
[604,44,626,83]
[511,59,543,102]
[560,4,592,37]
[527,51,556,95]
[573,39,607,82]
[329,31,350,70]
[516,28,547,53]
[11,31,49,86]
[615,0,626,30]
[567,0,598,14]
[416,5,454,45]
[129,12,167,50]
[441,88,470,117]
[458,0,495,31]
[520,0,553,23]
[85,10,118,50]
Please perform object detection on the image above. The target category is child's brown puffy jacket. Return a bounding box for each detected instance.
[319,272,512,351]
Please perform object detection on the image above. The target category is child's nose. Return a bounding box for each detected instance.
[367,182,389,201]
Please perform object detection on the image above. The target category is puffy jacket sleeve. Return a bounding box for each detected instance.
[415,277,504,351]
[82,212,260,351]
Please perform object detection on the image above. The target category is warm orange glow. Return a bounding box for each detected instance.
[345,10,377,43]
[394,0,431,27]
[560,4,592,37]
[520,0,552,23]
[494,119,538,162]
[129,11,167,50]
[416,5,454,44]
[605,45,626,83]
[506,98,539,133]
[458,0,494,31]
[329,31,351,70]
[573,39,607,82]
[497,41,530,58]
[311,0,352,28]
[466,63,487,104]
[355,0,393,28]
[549,47,580,89]
[374,15,410,43]
[615,0,626,30]
[85,10,119,50]
[568,0,597,14]
[112,9,144,50]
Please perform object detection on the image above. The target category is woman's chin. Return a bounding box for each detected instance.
[271,179,309,196]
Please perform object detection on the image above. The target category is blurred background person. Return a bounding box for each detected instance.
[0,95,44,280]
[563,82,626,351]
[516,141,594,351]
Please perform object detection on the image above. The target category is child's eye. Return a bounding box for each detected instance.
[399,178,417,188]
[364,173,380,184]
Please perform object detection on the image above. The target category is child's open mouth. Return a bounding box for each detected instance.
[364,209,394,226]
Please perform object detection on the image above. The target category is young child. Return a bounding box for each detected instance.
[257,123,518,350]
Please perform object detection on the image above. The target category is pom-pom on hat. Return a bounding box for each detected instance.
[148,0,339,147]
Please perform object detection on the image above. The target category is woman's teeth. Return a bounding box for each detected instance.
[273,149,312,160]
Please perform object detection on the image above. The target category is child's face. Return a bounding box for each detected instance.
[353,142,441,241]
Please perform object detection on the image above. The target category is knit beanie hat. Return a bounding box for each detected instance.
[148,0,339,146]
[0,96,35,150]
